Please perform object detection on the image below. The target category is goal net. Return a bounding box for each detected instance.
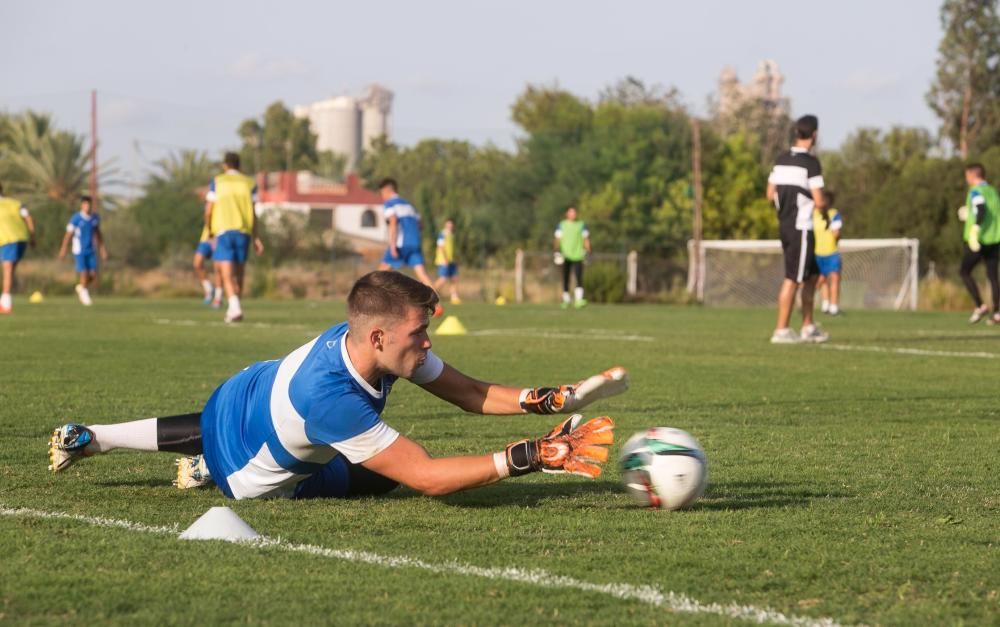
[687,239,919,310]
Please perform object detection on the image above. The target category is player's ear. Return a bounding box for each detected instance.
[368,326,384,351]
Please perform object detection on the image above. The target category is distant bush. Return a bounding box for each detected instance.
[583,262,626,303]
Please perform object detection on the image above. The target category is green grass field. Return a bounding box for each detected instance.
[1,298,997,626]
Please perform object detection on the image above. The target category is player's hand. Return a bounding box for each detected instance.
[503,414,615,478]
[253,237,264,255]
[520,367,630,414]
[957,205,969,222]
[969,225,982,252]
[391,247,400,259]
[100,247,109,261]
[553,251,564,265]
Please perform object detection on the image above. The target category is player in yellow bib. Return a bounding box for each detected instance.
[193,225,222,308]
[813,190,843,316]
[204,152,263,323]
[433,219,460,304]
[0,183,36,314]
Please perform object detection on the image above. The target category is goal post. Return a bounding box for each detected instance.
[688,238,919,310]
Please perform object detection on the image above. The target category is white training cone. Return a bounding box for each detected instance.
[179,506,260,541]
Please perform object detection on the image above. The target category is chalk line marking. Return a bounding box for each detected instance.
[153,318,311,331]
[820,344,998,359]
[0,505,844,627]
[470,328,655,342]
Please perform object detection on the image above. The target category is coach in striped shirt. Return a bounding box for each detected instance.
[766,115,829,344]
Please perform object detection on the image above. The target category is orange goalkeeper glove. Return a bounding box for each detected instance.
[502,414,615,478]
[519,367,629,415]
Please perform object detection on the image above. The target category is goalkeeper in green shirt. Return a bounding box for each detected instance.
[554,207,591,309]
[959,163,1000,324]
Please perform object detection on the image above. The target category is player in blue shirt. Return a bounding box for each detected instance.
[376,178,443,316]
[49,271,628,499]
[58,195,108,306]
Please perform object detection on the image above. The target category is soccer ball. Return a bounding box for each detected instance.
[620,428,707,510]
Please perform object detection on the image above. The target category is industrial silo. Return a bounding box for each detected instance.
[360,84,393,152]
[303,96,362,170]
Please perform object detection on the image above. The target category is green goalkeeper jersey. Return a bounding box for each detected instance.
[556,219,589,262]
[965,182,1000,245]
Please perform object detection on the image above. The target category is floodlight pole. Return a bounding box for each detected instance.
[690,117,704,297]
[90,89,98,209]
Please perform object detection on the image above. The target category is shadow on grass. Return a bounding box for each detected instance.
[696,480,854,511]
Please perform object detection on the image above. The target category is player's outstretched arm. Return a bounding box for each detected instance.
[362,415,615,496]
[420,364,629,416]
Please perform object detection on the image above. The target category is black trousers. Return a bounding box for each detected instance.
[959,243,1000,311]
[562,260,583,292]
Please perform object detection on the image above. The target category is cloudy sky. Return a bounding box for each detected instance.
[2,0,943,192]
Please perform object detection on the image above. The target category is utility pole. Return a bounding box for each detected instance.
[90,89,98,208]
[690,116,704,298]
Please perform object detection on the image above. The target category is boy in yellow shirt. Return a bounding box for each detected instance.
[814,190,843,315]
[0,183,36,313]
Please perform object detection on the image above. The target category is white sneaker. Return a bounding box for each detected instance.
[969,305,989,323]
[224,311,243,323]
[174,455,213,489]
[800,324,830,343]
[770,328,800,344]
[75,285,93,306]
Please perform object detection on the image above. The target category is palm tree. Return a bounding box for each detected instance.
[0,111,119,205]
[145,149,218,194]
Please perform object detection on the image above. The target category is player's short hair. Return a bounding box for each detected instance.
[795,115,819,140]
[347,271,438,327]
[378,178,398,192]
[822,189,835,205]
[965,163,986,179]
[224,152,240,170]
[79,194,92,203]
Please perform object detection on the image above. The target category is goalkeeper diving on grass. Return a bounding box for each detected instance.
[47,271,626,500]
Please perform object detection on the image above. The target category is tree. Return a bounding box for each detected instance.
[237,102,320,173]
[1,111,93,203]
[927,0,1000,158]
[146,149,217,194]
[360,137,513,260]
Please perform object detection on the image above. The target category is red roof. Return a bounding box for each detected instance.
[257,172,382,205]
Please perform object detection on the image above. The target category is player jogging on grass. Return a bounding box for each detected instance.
[376,178,443,317]
[58,194,107,307]
[433,219,460,305]
[193,225,222,308]
[766,114,829,344]
[814,189,843,316]
[958,162,1000,324]
[554,207,591,309]
[0,182,36,314]
[204,152,263,323]
[48,271,627,500]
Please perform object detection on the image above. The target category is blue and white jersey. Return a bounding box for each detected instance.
[383,196,422,248]
[66,212,100,255]
[201,322,444,500]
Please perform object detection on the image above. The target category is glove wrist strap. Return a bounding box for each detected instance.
[504,439,540,476]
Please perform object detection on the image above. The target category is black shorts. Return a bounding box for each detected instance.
[780,228,818,282]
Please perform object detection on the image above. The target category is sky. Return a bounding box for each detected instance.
[2,0,944,194]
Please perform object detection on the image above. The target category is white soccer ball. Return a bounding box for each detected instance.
[620,428,707,510]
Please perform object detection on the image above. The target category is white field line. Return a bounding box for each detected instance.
[153,318,311,331]
[820,344,999,359]
[0,505,845,627]
[470,328,655,342]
